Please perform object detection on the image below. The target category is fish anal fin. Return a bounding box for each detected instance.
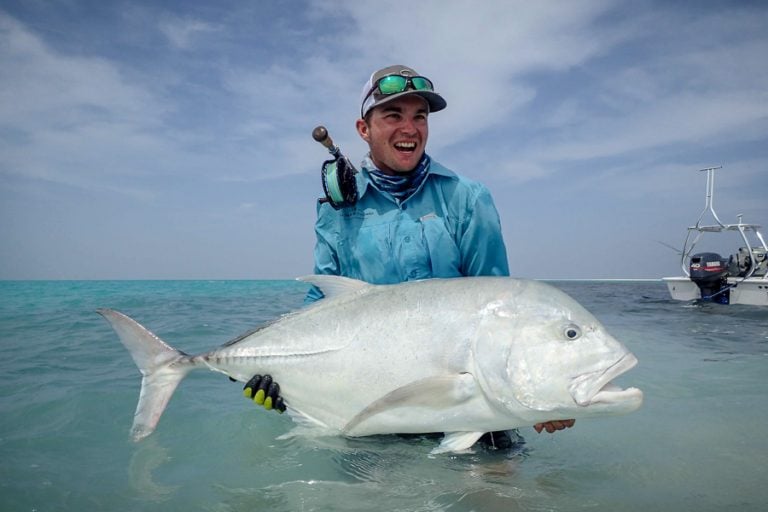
[432,432,485,454]
[343,373,478,435]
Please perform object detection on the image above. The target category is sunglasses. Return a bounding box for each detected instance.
[362,74,434,110]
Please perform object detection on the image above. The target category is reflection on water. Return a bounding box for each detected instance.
[215,435,534,512]
[128,438,178,501]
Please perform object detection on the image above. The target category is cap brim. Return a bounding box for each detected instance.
[363,90,447,118]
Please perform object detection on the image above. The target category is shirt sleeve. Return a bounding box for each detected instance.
[459,185,510,277]
[312,202,340,276]
[307,202,340,303]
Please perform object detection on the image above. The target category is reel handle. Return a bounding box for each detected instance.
[312,126,336,152]
[312,125,358,209]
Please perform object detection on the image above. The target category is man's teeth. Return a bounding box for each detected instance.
[395,142,416,150]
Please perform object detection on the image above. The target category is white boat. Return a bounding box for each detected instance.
[662,166,768,306]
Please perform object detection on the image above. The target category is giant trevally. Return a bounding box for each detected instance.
[99,275,643,454]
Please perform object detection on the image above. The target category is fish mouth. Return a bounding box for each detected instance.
[569,353,643,407]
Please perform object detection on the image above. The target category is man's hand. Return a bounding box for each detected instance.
[534,419,575,433]
[242,374,286,413]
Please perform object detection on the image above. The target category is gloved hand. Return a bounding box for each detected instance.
[242,374,286,413]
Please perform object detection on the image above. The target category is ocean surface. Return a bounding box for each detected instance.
[1,279,766,511]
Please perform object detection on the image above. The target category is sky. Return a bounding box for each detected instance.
[1,0,767,280]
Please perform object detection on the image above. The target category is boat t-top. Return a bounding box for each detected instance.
[663,166,768,306]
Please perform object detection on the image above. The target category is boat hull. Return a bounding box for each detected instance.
[662,276,768,306]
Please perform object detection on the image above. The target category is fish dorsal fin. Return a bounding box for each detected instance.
[297,275,371,300]
[343,373,478,435]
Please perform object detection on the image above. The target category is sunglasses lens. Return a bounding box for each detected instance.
[377,75,408,94]
[410,77,433,91]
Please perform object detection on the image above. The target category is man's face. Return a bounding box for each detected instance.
[356,95,429,175]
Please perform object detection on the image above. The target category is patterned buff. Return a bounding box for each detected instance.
[364,154,431,203]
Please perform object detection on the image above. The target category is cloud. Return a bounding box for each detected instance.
[0,14,161,125]
[528,25,768,162]
[308,1,628,150]
[0,8,308,199]
[158,16,220,49]
[370,2,768,185]
[0,12,174,194]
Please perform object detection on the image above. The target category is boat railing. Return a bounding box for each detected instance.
[680,167,768,280]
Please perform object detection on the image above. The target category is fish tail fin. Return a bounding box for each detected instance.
[97,308,192,441]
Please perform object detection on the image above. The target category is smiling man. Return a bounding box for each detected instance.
[244,65,574,449]
[313,64,510,285]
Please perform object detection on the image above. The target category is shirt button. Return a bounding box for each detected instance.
[401,203,408,210]
[404,235,411,243]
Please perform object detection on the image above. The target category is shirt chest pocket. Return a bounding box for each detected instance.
[392,221,432,280]
[419,214,461,277]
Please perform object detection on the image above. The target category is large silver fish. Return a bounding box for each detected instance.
[99,276,643,453]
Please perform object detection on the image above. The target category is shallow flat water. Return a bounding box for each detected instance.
[1,279,766,511]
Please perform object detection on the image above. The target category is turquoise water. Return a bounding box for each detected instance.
[1,279,766,511]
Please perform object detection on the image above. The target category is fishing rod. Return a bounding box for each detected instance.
[312,125,358,209]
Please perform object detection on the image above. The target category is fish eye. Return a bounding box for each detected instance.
[563,324,582,340]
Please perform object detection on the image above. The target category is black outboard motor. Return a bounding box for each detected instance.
[689,252,730,304]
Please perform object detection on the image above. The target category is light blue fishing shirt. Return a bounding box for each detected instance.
[311,155,509,293]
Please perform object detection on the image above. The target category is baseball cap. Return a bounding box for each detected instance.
[360,65,447,118]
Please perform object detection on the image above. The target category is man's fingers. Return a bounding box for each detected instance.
[242,374,285,413]
[534,419,576,433]
[243,374,263,399]
[243,374,273,403]
[264,382,280,410]
[253,375,272,405]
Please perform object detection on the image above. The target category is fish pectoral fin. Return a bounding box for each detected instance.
[343,373,478,435]
[432,432,486,454]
